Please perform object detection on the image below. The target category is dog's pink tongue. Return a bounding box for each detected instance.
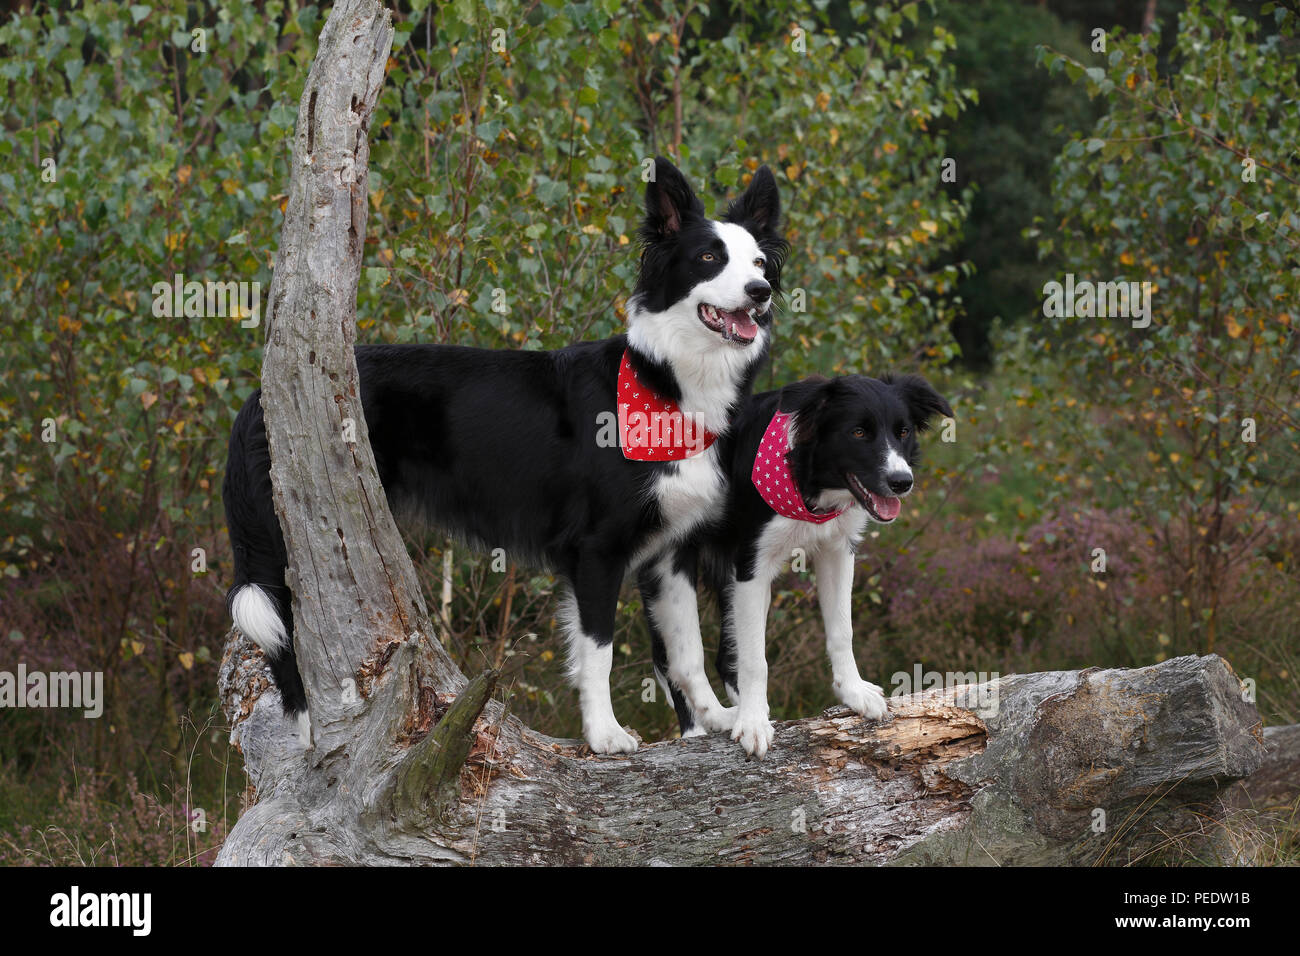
[719,308,758,341]
[869,492,901,521]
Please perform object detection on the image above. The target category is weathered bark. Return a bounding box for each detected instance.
[216,0,1269,867]
[219,632,1265,865]
[255,0,457,745]
[1229,723,1300,813]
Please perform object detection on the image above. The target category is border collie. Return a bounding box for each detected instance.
[223,158,788,753]
[653,374,952,757]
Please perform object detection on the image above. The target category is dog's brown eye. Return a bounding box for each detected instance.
[899,427,909,439]
[701,252,715,262]
[754,258,765,268]
[852,427,865,438]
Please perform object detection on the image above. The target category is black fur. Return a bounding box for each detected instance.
[223,159,785,720]
[653,373,953,732]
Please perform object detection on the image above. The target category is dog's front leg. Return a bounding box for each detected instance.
[565,557,638,754]
[642,552,736,736]
[814,544,886,720]
[728,574,775,757]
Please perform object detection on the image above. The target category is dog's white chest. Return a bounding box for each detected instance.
[754,510,868,578]
[654,449,726,534]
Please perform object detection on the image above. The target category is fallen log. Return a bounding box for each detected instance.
[217,645,1264,866]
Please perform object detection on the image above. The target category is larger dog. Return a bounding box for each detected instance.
[222,159,787,753]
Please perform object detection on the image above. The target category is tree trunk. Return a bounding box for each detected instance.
[215,0,1269,867]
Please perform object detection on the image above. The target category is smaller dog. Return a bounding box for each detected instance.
[653,374,952,757]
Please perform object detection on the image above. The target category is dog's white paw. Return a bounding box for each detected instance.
[838,679,888,720]
[681,725,708,739]
[585,720,638,754]
[696,704,737,734]
[732,709,775,759]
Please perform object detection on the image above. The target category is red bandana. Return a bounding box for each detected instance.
[751,411,846,523]
[617,350,717,461]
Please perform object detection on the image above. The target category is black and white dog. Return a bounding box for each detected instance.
[222,158,787,753]
[654,374,952,757]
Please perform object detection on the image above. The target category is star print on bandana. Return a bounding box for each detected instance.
[617,350,717,461]
[751,411,846,523]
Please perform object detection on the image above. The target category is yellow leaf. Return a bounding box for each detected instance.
[131,641,145,656]
[173,420,185,435]
[177,164,192,185]
[1119,251,1134,266]
[178,652,194,671]
[140,392,158,410]
[1225,316,1245,339]
[882,142,898,154]
[815,90,830,111]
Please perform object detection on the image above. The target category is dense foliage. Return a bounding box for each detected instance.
[0,0,1295,864]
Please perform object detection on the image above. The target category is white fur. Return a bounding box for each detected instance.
[884,447,913,482]
[558,591,637,753]
[230,584,288,654]
[643,553,736,733]
[726,507,895,757]
[632,447,727,567]
[727,574,774,758]
[815,544,887,720]
[626,222,770,437]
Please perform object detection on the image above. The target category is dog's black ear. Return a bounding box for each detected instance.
[780,376,835,444]
[886,374,953,431]
[642,157,704,239]
[725,165,788,292]
[724,165,781,237]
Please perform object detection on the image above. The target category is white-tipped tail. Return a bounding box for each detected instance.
[230,584,288,654]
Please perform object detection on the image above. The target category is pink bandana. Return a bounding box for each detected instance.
[618,350,717,461]
[751,411,846,523]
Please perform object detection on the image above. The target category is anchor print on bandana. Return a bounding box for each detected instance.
[617,350,717,461]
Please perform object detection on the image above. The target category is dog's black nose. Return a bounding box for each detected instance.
[887,473,913,495]
[745,280,771,303]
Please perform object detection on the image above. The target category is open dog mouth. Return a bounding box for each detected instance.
[698,303,762,344]
[845,472,901,522]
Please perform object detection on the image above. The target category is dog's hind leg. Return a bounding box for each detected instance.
[714,574,740,706]
[641,549,735,735]
[562,552,638,754]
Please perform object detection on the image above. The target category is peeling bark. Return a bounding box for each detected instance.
[216,0,1270,868]
[219,637,1265,866]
